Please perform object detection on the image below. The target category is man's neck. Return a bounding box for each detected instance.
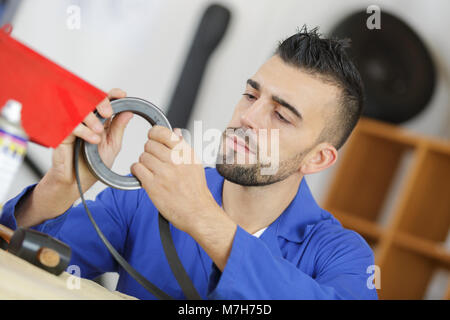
[221,172,303,234]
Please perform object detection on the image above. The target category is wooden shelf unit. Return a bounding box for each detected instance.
[323,117,450,300]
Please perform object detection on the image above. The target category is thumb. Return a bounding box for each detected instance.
[173,128,183,139]
[109,111,134,144]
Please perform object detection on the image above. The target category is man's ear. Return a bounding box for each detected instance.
[299,143,338,175]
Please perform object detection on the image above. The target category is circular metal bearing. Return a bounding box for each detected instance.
[82,97,172,190]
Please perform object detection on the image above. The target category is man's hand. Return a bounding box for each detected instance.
[16,88,133,228]
[51,88,133,189]
[130,125,219,234]
[131,125,237,271]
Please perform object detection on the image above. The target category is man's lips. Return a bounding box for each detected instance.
[225,134,256,154]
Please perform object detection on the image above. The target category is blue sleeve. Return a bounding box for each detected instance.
[0,183,139,280]
[207,225,378,300]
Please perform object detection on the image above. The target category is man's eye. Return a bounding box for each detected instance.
[242,93,256,101]
[275,111,290,124]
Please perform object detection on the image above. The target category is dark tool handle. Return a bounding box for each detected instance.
[7,227,71,275]
[167,4,231,129]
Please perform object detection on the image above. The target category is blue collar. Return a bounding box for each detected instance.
[206,167,325,244]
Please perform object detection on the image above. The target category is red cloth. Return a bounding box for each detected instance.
[0,24,107,147]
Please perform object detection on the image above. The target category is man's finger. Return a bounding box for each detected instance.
[148,125,181,149]
[73,123,101,144]
[174,128,183,138]
[108,111,133,145]
[83,112,104,134]
[108,88,127,100]
[144,139,172,162]
[97,88,127,119]
[139,152,166,174]
[131,162,154,187]
[96,98,113,119]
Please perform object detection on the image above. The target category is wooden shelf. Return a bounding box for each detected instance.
[328,209,383,242]
[445,282,450,300]
[394,148,450,242]
[323,117,450,300]
[356,118,419,147]
[394,233,450,269]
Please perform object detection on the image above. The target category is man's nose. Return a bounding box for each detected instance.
[240,98,269,130]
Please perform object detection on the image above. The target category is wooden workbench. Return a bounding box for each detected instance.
[0,249,137,299]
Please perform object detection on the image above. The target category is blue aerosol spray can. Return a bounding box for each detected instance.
[0,100,28,209]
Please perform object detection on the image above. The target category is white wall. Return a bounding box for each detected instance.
[3,0,449,297]
[6,0,450,202]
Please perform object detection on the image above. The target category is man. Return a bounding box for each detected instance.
[1,27,377,299]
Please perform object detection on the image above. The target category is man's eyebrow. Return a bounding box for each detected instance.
[272,95,303,121]
[246,78,303,121]
[247,79,260,90]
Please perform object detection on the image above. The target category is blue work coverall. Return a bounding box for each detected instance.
[0,167,378,300]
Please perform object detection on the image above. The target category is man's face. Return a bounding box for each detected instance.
[216,55,339,186]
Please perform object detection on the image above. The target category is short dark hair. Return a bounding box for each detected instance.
[275,25,364,150]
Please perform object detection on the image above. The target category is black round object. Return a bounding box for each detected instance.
[331,10,436,123]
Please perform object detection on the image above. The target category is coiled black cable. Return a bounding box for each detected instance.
[74,137,202,300]
[74,138,173,300]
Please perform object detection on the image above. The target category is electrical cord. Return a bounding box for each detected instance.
[74,138,173,300]
[74,137,202,300]
[158,213,202,299]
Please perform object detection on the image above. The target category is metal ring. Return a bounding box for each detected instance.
[82,97,172,190]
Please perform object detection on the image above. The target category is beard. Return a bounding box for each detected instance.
[215,130,309,186]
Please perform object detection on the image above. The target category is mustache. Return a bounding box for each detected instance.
[223,127,258,152]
